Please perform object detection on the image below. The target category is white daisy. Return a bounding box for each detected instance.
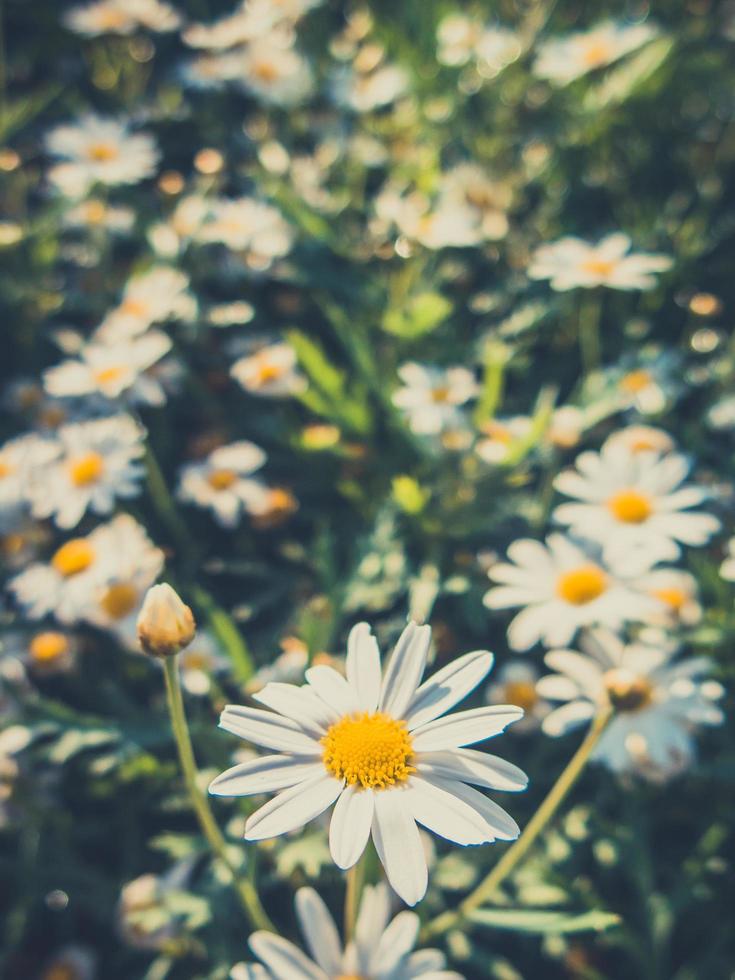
[233,882,463,979]
[720,537,735,582]
[0,433,57,522]
[392,363,478,437]
[177,441,269,528]
[45,115,159,197]
[231,342,306,398]
[538,629,724,778]
[62,198,135,234]
[373,183,484,251]
[437,14,519,74]
[528,233,672,291]
[194,198,294,270]
[440,163,512,240]
[483,534,662,651]
[486,661,551,734]
[335,62,409,113]
[26,414,146,529]
[239,37,314,106]
[96,267,197,341]
[476,416,532,465]
[63,0,180,36]
[552,443,719,563]
[533,20,658,86]
[633,568,702,627]
[210,620,526,906]
[4,629,79,676]
[602,424,675,456]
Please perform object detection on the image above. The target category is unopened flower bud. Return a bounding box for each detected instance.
[137,584,196,658]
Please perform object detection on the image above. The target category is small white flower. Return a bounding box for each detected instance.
[707,394,735,430]
[45,115,159,197]
[437,14,519,74]
[538,628,723,779]
[486,661,551,733]
[0,433,58,520]
[207,301,255,327]
[64,0,180,36]
[335,62,409,113]
[484,534,662,651]
[393,363,478,437]
[533,20,658,86]
[178,441,269,528]
[234,882,464,979]
[720,537,735,582]
[528,233,672,291]
[603,424,675,456]
[552,443,719,563]
[231,341,306,398]
[210,620,526,906]
[374,184,484,250]
[239,37,314,106]
[194,198,294,270]
[632,568,702,626]
[26,414,146,529]
[179,632,230,695]
[4,629,79,676]
[96,267,197,341]
[62,198,135,233]
[476,417,531,465]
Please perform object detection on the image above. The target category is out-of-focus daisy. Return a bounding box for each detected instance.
[117,863,192,952]
[483,535,662,651]
[46,115,160,197]
[538,628,723,779]
[0,434,57,522]
[178,441,269,528]
[335,58,409,113]
[194,197,294,270]
[231,341,306,398]
[250,486,299,529]
[720,538,735,581]
[374,183,484,250]
[179,632,230,696]
[533,20,658,86]
[148,194,209,257]
[207,301,255,327]
[245,638,309,694]
[486,661,550,733]
[707,394,735,430]
[26,415,146,529]
[633,568,702,626]
[4,629,79,676]
[43,332,172,405]
[64,0,180,36]
[392,363,478,437]
[552,443,719,563]
[476,416,531,465]
[547,405,587,449]
[239,37,313,105]
[210,620,526,906]
[96,267,197,341]
[528,234,672,291]
[40,945,96,980]
[603,424,675,456]
[183,0,320,50]
[62,198,135,234]
[233,882,463,979]
[441,163,512,240]
[437,14,519,74]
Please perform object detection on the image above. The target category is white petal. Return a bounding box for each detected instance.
[405,650,494,729]
[220,705,321,755]
[354,883,391,965]
[535,675,581,701]
[427,776,520,840]
[416,748,528,792]
[379,622,431,719]
[295,888,343,976]
[248,932,327,980]
[411,705,523,751]
[244,774,344,840]
[306,665,360,714]
[543,651,603,696]
[404,775,495,845]
[369,910,420,976]
[252,683,337,736]
[346,622,382,712]
[209,756,324,797]
[329,784,375,870]
[542,700,596,737]
[372,788,428,906]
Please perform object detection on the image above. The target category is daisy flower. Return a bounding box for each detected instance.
[96,267,197,342]
[210,620,526,906]
[178,632,230,696]
[43,332,172,405]
[45,115,160,197]
[392,363,478,437]
[486,661,551,734]
[633,568,702,626]
[483,534,662,651]
[0,433,57,522]
[528,233,672,291]
[335,61,409,113]
[476,416,531,465]
[194,198,294,270]
[373,183,484,250]
[440,163,512,240]
[63,0,180,36]
[552,442,719,563]
[239,38,314,106]
[720,537,735,582]
[26,415,146,529]
[603,424,675,456]
[177,441,269,528]
[62,198,135,234]
[437,14,519,74]
[231,341,306,398]
[533,20,658,86]
[538,629,724,778]
[233,882,463,979]
[4,629,79,676]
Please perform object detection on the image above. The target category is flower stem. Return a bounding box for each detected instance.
[162,656,274,932]
[578,291,603,376]
[421,707,613,940]
[344,852,367,942]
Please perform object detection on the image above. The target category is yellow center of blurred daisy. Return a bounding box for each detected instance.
[652,587,687,611]
[322,712,415,789]
[207,468,238,490]
[120,298,149,317]
[253,61,280,82]
[432,385,451,403]
[0,461,11,478]
[581,40,612,66]
[69,452,104,486]
[603,669,653,712]
[607,489,652,523]
[84,200,107,224]
[42,966,77,980]
[52,539,95,576]
[29,631,69,663]
[88,141,119,162]
[581,257,617,278]
[94,365,126,385]
[556,565,607,605]
[504,680,538,712]
[254,360,283,385]
[100,582,139,619]
[620,369,652,394]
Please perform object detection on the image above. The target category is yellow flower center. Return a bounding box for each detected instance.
[619,369,652,394]
[607,488,652,524]
[322,712,415,789]
[504,680,538,713]
[100,582,139,620]
[181,649,210,670]
[42,966,77,980]
[581,257,617,278]
[98,8,129,29]
[581,39,613,67]
[603,668,653,713]
[84,200,107,223]
[69,451,105,486]
[253,60,281,82]
[207,468,238,490]
[120,298,150,318]
[432,385,451,403]
[556,565,607,605]
[481,421,512,443]
[0,460,11,478]
[254,360,284,385]
[52,539,95,577]
[652,587,687,611]
[94,365,127,386]
[87,141,119,162]
[29,631,69,663]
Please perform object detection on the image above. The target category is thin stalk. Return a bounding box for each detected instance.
[344,852,367,942]
[162,657,274,932]
[421,707,613,940]
[578,291,603,377]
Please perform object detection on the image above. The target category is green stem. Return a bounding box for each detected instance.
[344,852,367,941]
[421,708,613,940]
[578,291,603,376]
[162,657,274,932]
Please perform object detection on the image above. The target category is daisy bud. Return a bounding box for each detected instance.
[137,584,196,659]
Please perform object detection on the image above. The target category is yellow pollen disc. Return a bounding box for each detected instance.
[181,649,210,670]
[620,369,652,394]
[581,40,612,66]
[69,452,104,486]
[629,437,657,452]
[652,587,686,611]
[482,421,512,443]
[581,257,617,278]
[29,631,69,663]
[0,460,11,478]
[94,365,126,385]
[254,360,283,385]
[52,539,95,577]
[608,488,652,524]
[88,141,119,162]
[432,385,451,404]
[322,712,415,790]
[504,680,538,713]
[253,61,281,82]
[556,565,607,605]
[603,668,652,713]
[100,582,139,620]
[84,200,107,224]
[120,298,150,317]
[207,468,238,490]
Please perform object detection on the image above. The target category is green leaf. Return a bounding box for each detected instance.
[287,329,346,400]
[382,292,452,338]
[469,907,621,935]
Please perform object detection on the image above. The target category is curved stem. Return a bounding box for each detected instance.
[421,707,613,940]
[162,657,274,932]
